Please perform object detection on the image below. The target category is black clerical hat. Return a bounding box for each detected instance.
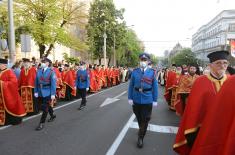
[207,50,229,63]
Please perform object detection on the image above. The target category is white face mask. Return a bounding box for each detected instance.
[140,61,147,68]
[80,65,85,70]
[41,63,47,68]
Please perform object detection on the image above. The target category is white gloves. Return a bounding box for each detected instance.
[86,88,89,91]
[51,95,55,100]
[153,102,158,107]
[34,93,38,98]
[128,100,133,106]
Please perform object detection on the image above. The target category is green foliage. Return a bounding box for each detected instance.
[87,0,122,61]
[13,0,88,57]
[87,0,143,67]
[150,54,158,65]
[170,48,198,66]
[63,53,80,64]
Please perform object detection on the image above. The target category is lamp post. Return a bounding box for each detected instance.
[113,34,116,66]
[103,21,107,67]
[8,0,16,67]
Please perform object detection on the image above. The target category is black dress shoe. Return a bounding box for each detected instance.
[137,137,143,148]
[78,104,85,110]
[48,115,56,122]
[35,123,44,131]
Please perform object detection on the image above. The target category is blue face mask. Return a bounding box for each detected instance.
[140,61,147,68]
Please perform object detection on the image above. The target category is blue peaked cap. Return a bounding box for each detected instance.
[139,52,150,60]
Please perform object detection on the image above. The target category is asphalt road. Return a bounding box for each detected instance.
[0,82,180,155]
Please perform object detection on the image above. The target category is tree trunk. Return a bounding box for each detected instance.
[45,44,54,57]
[39,44,46,58]
[108,58,111,67]
[99,58,101,65]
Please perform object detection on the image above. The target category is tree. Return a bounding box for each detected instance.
[87,0,125,64]
[116,29,143,67]
[170,48,198,66]
[14,0,88,58]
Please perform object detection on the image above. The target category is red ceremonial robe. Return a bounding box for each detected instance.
[0,69,26,125]
[190,75,235,155]
[60,70,76,98]
[173,74,227,155]
[89,69,99,92]
[18,67,37,113]
[174,74,199,116]
[106,68,112,87]
[170,73,182,110]
[164,70,176,103]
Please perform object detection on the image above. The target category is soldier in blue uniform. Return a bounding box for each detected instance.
[76,61,90,110]
[128,52,158,148]
[34,58,57,131]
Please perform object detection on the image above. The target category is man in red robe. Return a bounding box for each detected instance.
[0,58,26,125]
[96,65,105,89]
[18,58,38,115]
[174,64,199,116]
[170,67,183,110]
[164,64,176,108]
[190,75,235,155]
[52,64,62,105]
[173,50,230,155]
[60,64,76,101]
[89,64,99,93]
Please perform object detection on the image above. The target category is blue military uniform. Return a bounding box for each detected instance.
[76,61,90,110]
[34,58,57,130]
[128,52,158,148]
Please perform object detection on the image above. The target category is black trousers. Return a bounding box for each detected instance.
[65,85,73,101]
[77,88,87,106]
[180,93,189,112]
[132,104,153,138]
[40,96,54,123]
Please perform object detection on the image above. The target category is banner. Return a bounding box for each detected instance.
[231,39,235,58]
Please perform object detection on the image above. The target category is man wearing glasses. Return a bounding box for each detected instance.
[173,50,229,155]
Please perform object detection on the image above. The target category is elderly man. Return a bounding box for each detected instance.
[128,52,158,148]
[173,50,230,155]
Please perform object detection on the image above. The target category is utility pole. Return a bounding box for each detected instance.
[113,34,116,66]
[8,0,16,67]
[103,21,107,67]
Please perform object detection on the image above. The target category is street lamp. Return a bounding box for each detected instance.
[8,0,16,67]
[103,21,107,67]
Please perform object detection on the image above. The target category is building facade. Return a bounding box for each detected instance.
[192,10,235,62]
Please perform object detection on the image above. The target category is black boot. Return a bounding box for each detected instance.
[35,123,44,131]
[137,137,143,148]
[48,115,56,122]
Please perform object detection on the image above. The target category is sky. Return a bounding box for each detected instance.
[114,0,235,57]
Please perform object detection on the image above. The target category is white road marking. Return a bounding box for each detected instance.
[106,114,135,155]
[113,91,127,99]
[0,83,128,131]
[130,122,178,134]
[100,98,120,107]
[100,91,127,107]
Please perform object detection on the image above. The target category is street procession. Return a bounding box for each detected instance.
[1,0,235,155]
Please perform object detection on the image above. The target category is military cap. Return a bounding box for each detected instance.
[139,52,150,60]
[207,50,229,63]
[79,61,86,65]
[42,57,52,63]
